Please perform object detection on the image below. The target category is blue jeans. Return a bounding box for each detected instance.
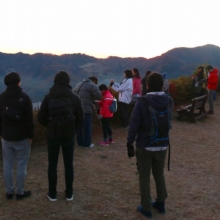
[76,113,92,147]
[208,89,215,111]
[2,138,31,195]
[47,137,74,196]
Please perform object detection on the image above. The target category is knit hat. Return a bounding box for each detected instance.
[4,72,21,86]
[54,71,70,83]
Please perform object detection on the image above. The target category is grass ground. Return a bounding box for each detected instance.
[0,98,220,220]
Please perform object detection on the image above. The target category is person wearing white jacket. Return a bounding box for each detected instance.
[110,70,133,128]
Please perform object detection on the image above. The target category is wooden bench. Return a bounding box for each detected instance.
[176,95,208,121]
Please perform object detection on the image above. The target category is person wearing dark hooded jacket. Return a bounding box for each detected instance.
[0,72,34,200]
[126,72,173,218]
[38,71,84,202]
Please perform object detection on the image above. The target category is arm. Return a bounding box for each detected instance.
[91,85,102,101]
[74,97,85,130]
[25,97,34,140]
[38,96,49,127]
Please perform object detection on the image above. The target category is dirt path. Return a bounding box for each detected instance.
[0,96,220,219]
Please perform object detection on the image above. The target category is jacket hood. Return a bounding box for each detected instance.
[49,82,73,98]
[144,92,169,110]
[102,89,113,98]
[4,85,22,98]
[210,68,218,75]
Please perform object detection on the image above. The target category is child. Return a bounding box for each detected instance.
[98,84,114,146]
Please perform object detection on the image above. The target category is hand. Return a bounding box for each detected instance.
[127,143,135,158]
[110,79,114,86]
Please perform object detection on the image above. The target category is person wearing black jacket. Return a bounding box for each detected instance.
[38,71,84,202]
[0,72,34,200]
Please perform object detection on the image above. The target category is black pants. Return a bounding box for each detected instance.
[101,118,112,141]
[47,137,74,196]
[118,102,130,128]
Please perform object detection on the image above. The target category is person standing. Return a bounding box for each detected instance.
[110,70,133,128]
[38,71,84,201]
[131,68,142,104]
[141,70,152,96]
[73,76,102,148]
[126,72,173,218]
[97,84,114,146]
[0,72,34,200]
[206,65,218,114]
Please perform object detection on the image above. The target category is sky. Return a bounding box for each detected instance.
[0,0,220,59]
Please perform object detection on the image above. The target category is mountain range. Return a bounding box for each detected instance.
[0,44,220,102]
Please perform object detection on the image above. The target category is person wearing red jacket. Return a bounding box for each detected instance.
[131,68,142,104]
[207,65,219,114]
[98,84,114,146]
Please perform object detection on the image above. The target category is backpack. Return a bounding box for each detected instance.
[47,98,74,138]
[141,97,172,170]
[108,97,117,113]
[162,79,169,92]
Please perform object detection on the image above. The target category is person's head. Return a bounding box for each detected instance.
[145,70,152,78]
[132,68,140,78]
[99,84,108,93]
[198,66,204,73]
[124,70,133,78]
[147,72,163,92]
[206,65,214,72]
[88,76,98,85]
[54,71,70,84]
[4,72,21,86]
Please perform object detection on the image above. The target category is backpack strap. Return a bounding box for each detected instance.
[75,81,86,94]
[141,96,171,171]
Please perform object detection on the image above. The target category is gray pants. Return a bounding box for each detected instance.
[136,147,167,211]
[2,138,31,195]
[208,89,215,112]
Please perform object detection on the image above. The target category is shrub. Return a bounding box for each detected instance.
[169,76,194,103]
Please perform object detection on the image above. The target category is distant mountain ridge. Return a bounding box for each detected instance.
[0,44,220,102]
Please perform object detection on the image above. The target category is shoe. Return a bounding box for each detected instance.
[84,143,95,148]
[47,192,57,202]
[6,193,13,200]
[98,141,109,146]
[207,110,214,114]
[16,191,32,200]
[137,205,152,218]
[151,201,165,214]
[66,194,74,201]
[108,139,114,144]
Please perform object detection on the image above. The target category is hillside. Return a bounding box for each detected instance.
[0,44,220,102]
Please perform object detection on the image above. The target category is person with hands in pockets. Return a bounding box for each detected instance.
[126,72,173,218]
[97,84,114,146]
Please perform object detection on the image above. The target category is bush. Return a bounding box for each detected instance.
[169,76,194,103]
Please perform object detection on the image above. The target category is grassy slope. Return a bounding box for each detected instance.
[0,98,220,220]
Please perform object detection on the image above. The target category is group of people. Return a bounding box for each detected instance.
[0,69,173,218]
[193,65,219,114]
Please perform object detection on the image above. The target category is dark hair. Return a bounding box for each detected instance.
[54,71,70,84]
[99,84,108,91]
[206,65,214,71]
[124,70,132,78]
[198,66,204,72]
[147,72,163,92]
[132,68,140,78]
[4,72,21,86]
[145,70,152,78]
[88,76,98,84]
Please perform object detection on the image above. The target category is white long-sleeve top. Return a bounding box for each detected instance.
[111,78,133,104]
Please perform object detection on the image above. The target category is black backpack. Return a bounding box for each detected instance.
[141,97,172,170]
[47,98,74,138]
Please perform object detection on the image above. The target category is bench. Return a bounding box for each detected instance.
[176,95,208,121]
